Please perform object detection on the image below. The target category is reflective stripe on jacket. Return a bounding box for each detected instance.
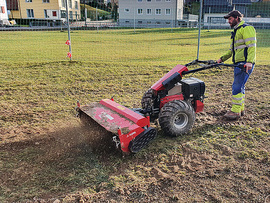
[221,21,256,64]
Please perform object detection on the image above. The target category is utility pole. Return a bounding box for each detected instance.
[66,0,72,61]
[84,0,87,26]
[197,0,203,60]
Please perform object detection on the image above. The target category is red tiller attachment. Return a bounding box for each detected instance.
[77,99,157,153]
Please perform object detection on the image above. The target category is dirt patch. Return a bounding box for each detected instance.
[0,65,269,202]
[63,143,270,203]
[58,66,269,203]
[0,118,122,202]
[1,118,119,164]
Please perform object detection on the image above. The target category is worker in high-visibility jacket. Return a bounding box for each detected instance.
[217,10,256,120]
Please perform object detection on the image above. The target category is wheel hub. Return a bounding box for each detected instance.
[173,113,188,129]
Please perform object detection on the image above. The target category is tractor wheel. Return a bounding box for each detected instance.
[159,100,195,137]
[141,88,155,110]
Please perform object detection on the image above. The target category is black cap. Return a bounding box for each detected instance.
[224,10,243,19]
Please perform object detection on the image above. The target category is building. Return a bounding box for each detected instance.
[7,0,80,24]
[203,0,262,15]
[119,0,184,28]
[232,0,254,16]
[203,0,270,29]
[0,0,9,25]
[204,13,270,29]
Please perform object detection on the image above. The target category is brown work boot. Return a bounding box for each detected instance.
[224,111,240,120]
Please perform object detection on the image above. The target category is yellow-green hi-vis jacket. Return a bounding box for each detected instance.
[221,20,256,64]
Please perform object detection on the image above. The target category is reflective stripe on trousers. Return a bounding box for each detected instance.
[231,93,245,113]
[231,63,254,113]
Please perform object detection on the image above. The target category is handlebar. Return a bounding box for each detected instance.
[183,60,248,76]
[185,59,216,67]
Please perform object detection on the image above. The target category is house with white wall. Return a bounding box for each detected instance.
[119,0,184,28]
[0,0,9,26]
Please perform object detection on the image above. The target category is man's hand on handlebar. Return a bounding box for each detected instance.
[216,59,251,73]
[245,63,253,73]
[216,58,222,63]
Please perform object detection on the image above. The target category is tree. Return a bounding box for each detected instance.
[111,3,118,21]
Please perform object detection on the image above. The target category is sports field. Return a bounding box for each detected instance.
[0,28,269,202]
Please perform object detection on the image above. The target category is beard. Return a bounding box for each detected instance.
[230,19,239,28]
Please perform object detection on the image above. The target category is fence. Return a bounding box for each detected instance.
[2,1,270,29]
[0,0,270,64]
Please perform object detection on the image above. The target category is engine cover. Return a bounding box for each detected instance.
[180,77,205,99]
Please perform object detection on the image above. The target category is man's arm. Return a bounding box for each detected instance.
[243,26,256,71]
[243,26,256,64]
[217,49,233,63]
[220,50,233,62]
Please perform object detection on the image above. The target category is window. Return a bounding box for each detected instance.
[138,21,142,24]
[43,0,50,3]
[147,0,151,1]
[138,0,142,2]
[147,9,152,15]
[156,9,161,15]
[165,0,171,1]
[25,0,32,2]
[75,1,78,9]
[52,11,57,17]
[137,9,143,15]
[124,8,130,13]
[61,10,66,18]
[44,9,48,18]
[69,11,73,19]
[27,9,34,18]
[68,0,72,9]
[165,9,171,15]
[0,6,5,13]
[125,20,130,23]
[62,0,66,7]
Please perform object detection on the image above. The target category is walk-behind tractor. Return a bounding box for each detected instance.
[76,60,247,154]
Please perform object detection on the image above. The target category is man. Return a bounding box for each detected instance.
[217,10,256,120]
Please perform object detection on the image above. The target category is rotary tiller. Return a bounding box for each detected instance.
[76,60,247,154]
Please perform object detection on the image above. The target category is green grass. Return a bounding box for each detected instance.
[1,28,269,65]
[1,28,269,129]
[0,28,269,202]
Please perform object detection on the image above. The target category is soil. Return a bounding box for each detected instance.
[0,66,269,203]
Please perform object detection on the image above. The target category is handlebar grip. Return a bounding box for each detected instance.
[237,63,249,75]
